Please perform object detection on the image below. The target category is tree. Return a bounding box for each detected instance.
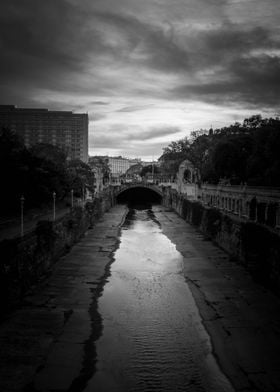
[0,129,96,213]
[30,143,67,166]
[243,114,263,129]
[209,134,253,184]
[88,156,111,185]
[67,159,95,197]
[159,137,190,176]
[0,128,28,212]
[160,114,280,186]
[246,120,280,186]
[188,134,211,173]
[140,165,161,177]
[30,143,69,200]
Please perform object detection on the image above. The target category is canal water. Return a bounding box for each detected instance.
[85,206,234,392]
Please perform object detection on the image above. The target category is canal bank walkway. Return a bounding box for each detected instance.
[155,206,280,392]
[0,204,70,241]
[0,205,128,392]
[0,204,280,391]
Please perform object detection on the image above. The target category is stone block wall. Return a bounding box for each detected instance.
[0,190,114,315]
[200,184,280,231]
[162,187,280,294]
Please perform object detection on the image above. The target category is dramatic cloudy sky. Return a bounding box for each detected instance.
[1,0,280,159]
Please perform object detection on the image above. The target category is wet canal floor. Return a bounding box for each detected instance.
[85,205,234,392]
[1,204,280,392]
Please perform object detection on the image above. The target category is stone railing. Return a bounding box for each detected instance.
[200,184,280,230]
[110,176,280,231]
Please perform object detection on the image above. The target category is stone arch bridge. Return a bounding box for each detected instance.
[113,182,163,198]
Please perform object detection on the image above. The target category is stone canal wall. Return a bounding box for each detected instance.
[162,187,280,294]
[0,189,114,313]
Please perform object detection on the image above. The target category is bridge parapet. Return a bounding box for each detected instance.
[110,177,280,230]
[113,181,164,197]
[110,179,198,199]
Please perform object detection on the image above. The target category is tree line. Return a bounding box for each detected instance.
[0,128,94,214]
[160,115,280,187]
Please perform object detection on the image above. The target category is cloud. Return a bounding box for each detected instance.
[0,0,123,100]
[117,104,154,112]
[89,128,172,159]
[90,113,107,121]
[0,1,87,75]
[92,125,181,145]
[139,126,181,140]
[91,101,110,105]
[89,124,182,159]
[1,0,280,158]
[169,53,280,108]
[76,9,192,75]
[1,1,279,106]
[158,22,280,108]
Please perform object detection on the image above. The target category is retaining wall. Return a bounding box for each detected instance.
[0,190,114,314]
[162,187,280,294]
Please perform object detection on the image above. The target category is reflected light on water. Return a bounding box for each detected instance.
[85,206,235,392]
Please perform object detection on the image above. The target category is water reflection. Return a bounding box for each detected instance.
[85,206,234,392]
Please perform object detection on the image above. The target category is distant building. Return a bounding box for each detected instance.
[0,105,88,162]
[107,156,142,176]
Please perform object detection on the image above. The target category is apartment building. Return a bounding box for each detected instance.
[0,105,88,162]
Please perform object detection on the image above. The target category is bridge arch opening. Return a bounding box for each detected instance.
[116,186,162,205]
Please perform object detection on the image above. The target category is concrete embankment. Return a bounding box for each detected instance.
[0,190,114,313]
[1,203,280,392]
[155,206,280,392]
[162,187,280,294]
[0,204,127,392]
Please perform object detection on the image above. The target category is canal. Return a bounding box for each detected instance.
[85,204,235,392]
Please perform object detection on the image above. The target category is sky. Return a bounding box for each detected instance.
[0,0,280,160]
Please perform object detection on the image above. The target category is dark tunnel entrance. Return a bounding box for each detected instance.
[116,187,162,205]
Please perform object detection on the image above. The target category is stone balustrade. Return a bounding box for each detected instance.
[200,184,280,230]
[109,176,280,231]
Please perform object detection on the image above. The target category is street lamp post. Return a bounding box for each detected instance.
[71,189,74,208]
[20,195,25,237]
[82,186,87,208]
[151,156,155,182]
[53,192,56,221]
